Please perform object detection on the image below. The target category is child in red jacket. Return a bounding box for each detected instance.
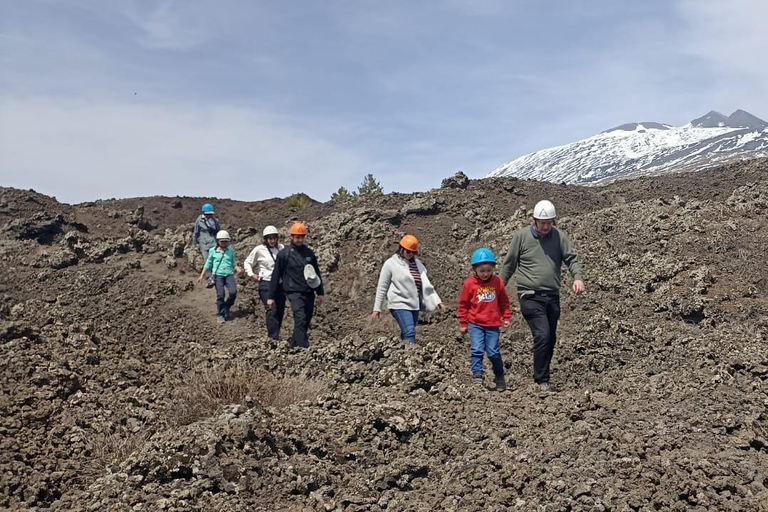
[458,248,512,391]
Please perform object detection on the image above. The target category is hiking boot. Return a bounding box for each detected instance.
[206,277,215,288]
[216,314,226,324]
[538,382,551,393]
[494,375,507,392]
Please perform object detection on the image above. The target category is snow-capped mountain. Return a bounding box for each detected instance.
[486,109,768,184]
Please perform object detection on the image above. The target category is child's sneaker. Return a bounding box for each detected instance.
[472,374,484,388]
[494,375,507,392]
[216,314,226,324]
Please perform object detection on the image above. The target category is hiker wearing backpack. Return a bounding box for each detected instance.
[498,200,585,392]
[192,203,220,288]
[197,230,242,324]
[267,222,324,348]
[370,235,446,343]
[244,225,285,340]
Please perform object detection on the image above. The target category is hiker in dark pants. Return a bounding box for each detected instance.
[244,225,285,339]
[499,200,585,392]
[192,203,220,288]
[267,222,324,348]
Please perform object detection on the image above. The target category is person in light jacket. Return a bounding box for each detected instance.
[370,235,445,343]
[244,225,285,340]
[192,202,220,288]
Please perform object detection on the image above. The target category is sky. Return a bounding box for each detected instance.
[1,0,767,204]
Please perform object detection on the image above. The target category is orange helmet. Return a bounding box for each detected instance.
[289,222,308,235]
[399,234,419,253]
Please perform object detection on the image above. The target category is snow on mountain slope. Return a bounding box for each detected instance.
[486,110,768,184]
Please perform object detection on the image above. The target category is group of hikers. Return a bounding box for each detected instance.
[191,199,584,392]
[193,204,323,348]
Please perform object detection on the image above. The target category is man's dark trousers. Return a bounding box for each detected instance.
[519,292,561,384]
[258,280,285,339]
[287,292,315,348]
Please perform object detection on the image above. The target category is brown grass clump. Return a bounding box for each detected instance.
[171,363,329,426]
[81,425,157,483]
[78,365,324,483]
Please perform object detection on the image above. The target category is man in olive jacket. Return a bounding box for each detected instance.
[499,200,585,392]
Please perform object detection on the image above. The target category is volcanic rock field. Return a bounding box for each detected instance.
[1,160,767,511]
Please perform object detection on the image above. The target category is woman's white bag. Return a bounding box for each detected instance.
[422,284,440,312]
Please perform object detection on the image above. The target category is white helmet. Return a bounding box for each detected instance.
[263,225,279,237]
[216,230,231,241]
[533,200,556,220]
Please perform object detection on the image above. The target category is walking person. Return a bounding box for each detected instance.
[267,223,324,348]
[458,248,511,392]
[197,230,242,324]
[244,226,285,340]
[370,235,446,343]
[192,202,220,288]
[499,200,585,392]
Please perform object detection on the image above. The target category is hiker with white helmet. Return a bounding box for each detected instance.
[197,230,242,324]
[458,248,512,392]
[192,203,220,288]
[268,222,324,348]
[244,226,286,339]
[498,200,585,392]
[370,235,446,344]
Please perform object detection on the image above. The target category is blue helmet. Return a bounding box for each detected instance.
[471,247,496,266]
[201,203,215,213]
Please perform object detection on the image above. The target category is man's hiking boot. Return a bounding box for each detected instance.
[538,382,551,393]
[494,375,507,392]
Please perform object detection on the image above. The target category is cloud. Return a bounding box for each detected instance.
[123,2,211,50]
[676,0,768,76]
[674,0,768,115]
[2,1,767,203]
[0,97,364,203]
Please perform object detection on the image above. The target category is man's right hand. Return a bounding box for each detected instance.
[250,274,259,282]
[267,299,276,310]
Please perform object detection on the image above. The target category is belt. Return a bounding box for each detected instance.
[519,290,559,298]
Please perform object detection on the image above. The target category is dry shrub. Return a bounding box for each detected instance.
[81,424,157,483]
[80,365,327,482]
[171,363,328,426]
[285,194,311,208]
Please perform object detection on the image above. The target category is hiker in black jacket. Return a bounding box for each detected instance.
[268,222,324,348]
